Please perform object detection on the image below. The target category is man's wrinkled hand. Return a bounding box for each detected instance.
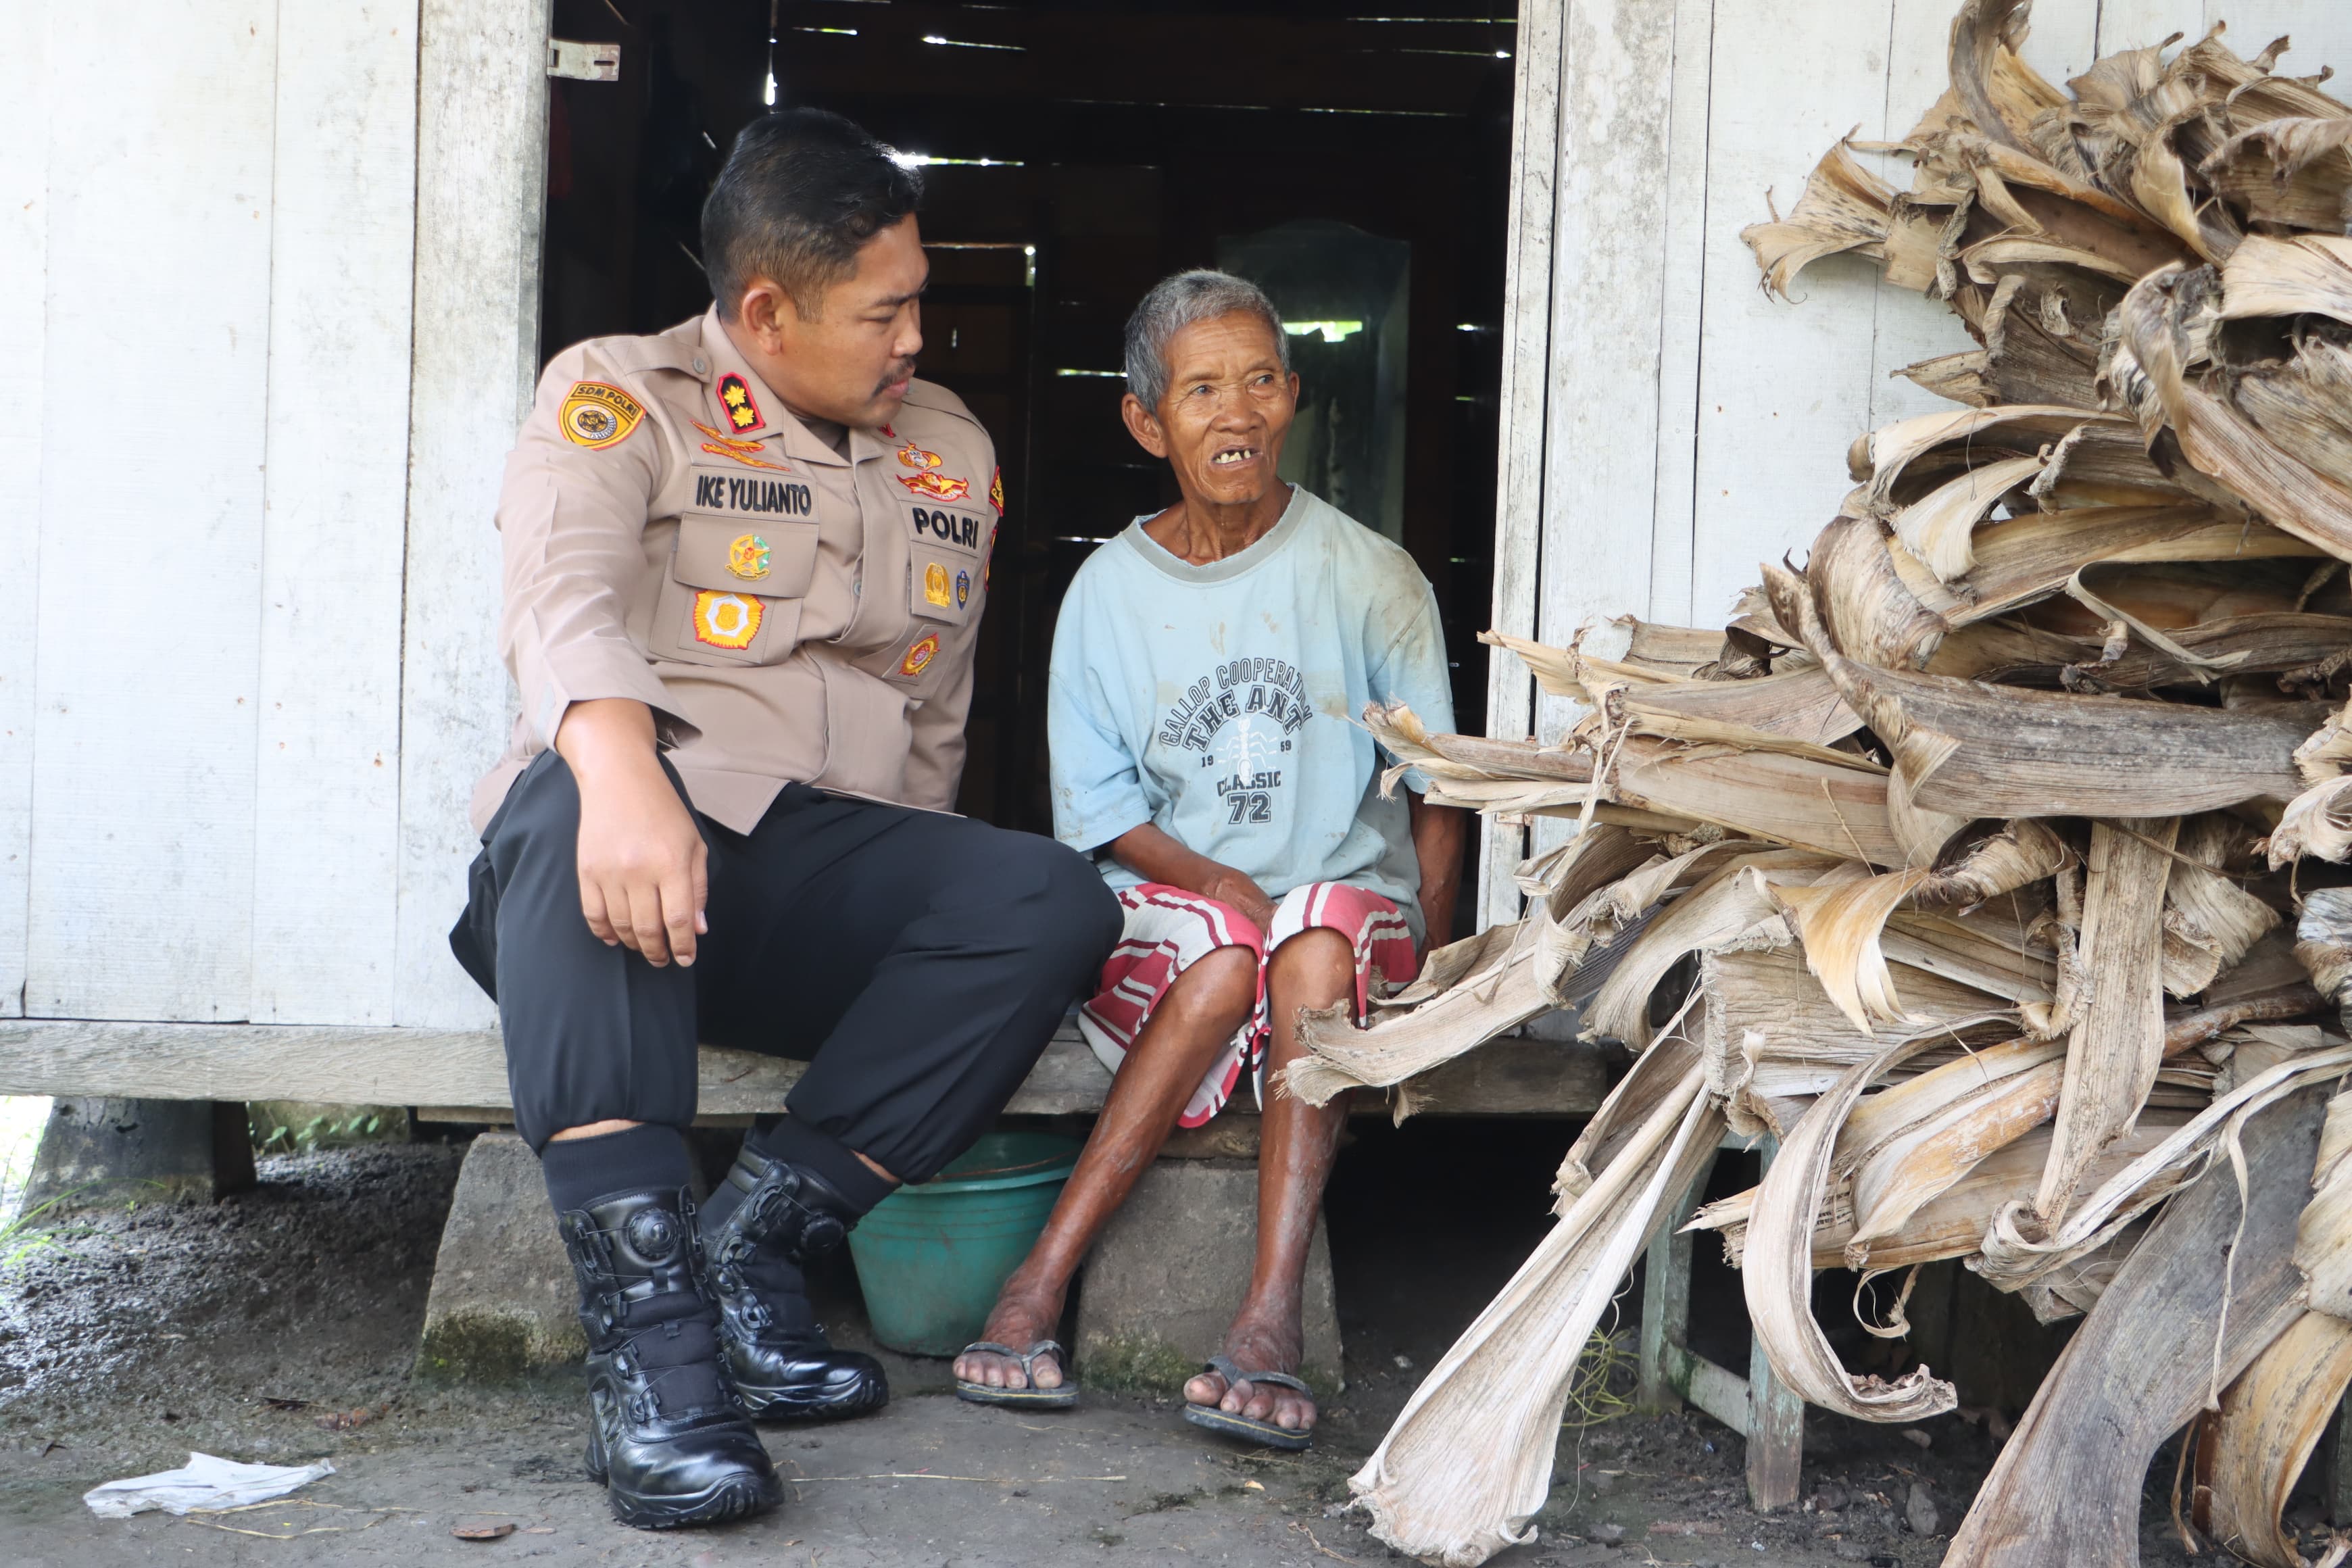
[556,698,708,967]
[1202,866,1277,932]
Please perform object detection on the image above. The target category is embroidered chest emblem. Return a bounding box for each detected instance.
[727,534,771,581]
[896,469,972,503]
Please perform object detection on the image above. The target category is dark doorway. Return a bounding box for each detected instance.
[542,1,1517,918]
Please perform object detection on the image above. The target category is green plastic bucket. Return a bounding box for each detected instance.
[846,1131,1081,1355]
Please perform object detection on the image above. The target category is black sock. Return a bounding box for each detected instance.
[539,1123,693,1216]
[749,1116,895,1215]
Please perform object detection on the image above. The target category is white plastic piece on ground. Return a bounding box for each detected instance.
[83,1452,335,1517]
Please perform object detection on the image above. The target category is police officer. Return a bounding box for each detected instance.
[450,109,1121,1530]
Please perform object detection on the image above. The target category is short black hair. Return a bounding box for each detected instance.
[700,109,923,320]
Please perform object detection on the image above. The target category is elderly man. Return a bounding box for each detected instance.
[451,109,1119,1528]
[952,271,1468,1449]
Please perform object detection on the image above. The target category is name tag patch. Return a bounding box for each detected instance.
[695,472,815,518]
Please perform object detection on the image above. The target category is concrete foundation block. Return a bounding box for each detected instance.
[1075,1158,1342,1398]
[416,1131,585,1380]
[23,1098,255,1214]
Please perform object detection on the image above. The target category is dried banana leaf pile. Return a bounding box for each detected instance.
[1295,4,2352,1564]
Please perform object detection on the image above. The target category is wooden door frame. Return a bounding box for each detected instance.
[1479,0,1563,929]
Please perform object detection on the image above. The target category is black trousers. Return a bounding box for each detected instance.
[452,752,1121,1180]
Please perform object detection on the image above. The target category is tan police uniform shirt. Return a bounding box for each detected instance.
[469,305,1002,836]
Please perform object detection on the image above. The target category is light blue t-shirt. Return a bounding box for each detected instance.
[1047,487,1458,939]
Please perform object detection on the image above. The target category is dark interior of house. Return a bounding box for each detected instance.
[541,1,1520,933]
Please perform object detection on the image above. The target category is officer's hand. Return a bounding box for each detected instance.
[555,699,709,968]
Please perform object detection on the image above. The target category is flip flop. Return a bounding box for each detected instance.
[953,1339,1078,1408]
[1181,1354,1315,1451]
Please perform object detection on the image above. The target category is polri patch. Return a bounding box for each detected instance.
[955,568,971,608]
[989,467,1005,516]
[716,372,762,433]
[900,633,941,678]
[727,534,771,581]
[560,381,645,449]
[692,591,763,650]
[924,562,953,608]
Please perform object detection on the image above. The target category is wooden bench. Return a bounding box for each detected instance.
[0,1018,1609,1123]
[0,1016,1613,1388]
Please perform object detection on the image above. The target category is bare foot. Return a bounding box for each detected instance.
[1184,1302,1316,1433]
[952,1276,1067,1391]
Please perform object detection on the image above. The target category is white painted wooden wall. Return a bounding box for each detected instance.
[0,0,545,1033]
[1483,0,2352,924]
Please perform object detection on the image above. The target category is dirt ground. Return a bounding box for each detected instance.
[0,1125,2262,1567]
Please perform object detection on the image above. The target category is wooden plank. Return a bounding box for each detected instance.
[1686,0,1898,627]
[0,1022,1613,1117]
[395,0,552,1029]
[251,2,420,1024]
[1744,1135,1804,1511]
[1639,1145,1718,1410]
[24,3,277,1019]
[1533,0,1680,743]
[2221,1,2352,82]
[2094,0,2206,55]
[0,0,50,1018]
[1643,0,1717,632]
[1480,0,1565,931]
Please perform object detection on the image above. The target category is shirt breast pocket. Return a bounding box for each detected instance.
[649,513,819,666]
[904,503,987,628]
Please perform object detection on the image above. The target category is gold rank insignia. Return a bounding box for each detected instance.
[896,470,972,503]
[693,420,766,454]
[727,534,771,581]
[924,562,952,607]
[717,372,762,433]
[989,466,1005,516]
[560,381,645,449]
[900,633,941,678]
[692,591,763,650]
[701,442,791,472]
[896,441,942,471]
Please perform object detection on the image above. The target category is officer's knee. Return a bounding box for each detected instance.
[487,753,583,863]
[1002,834,1121,973]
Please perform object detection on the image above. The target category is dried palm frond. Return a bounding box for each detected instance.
[1945,1087,2329,1568]
[2191,1309,2352,1568]
[1344,1064,1722,1567]
[1348,9,2352,1559]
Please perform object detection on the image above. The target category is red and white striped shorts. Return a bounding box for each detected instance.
[1075,881,1420,1127]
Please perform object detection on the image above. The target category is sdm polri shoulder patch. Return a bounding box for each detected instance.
[560,381,645,449]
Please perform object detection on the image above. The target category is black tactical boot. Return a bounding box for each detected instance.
[701,1146,889,1421]
[558,1186,784,1529]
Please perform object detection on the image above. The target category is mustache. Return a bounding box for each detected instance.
[877,359,917,395]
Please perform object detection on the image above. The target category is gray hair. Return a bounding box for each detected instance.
[1121,270,1290,413]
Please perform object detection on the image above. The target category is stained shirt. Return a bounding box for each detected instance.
[1047,487,1456,939]
[472,305,1002,835]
